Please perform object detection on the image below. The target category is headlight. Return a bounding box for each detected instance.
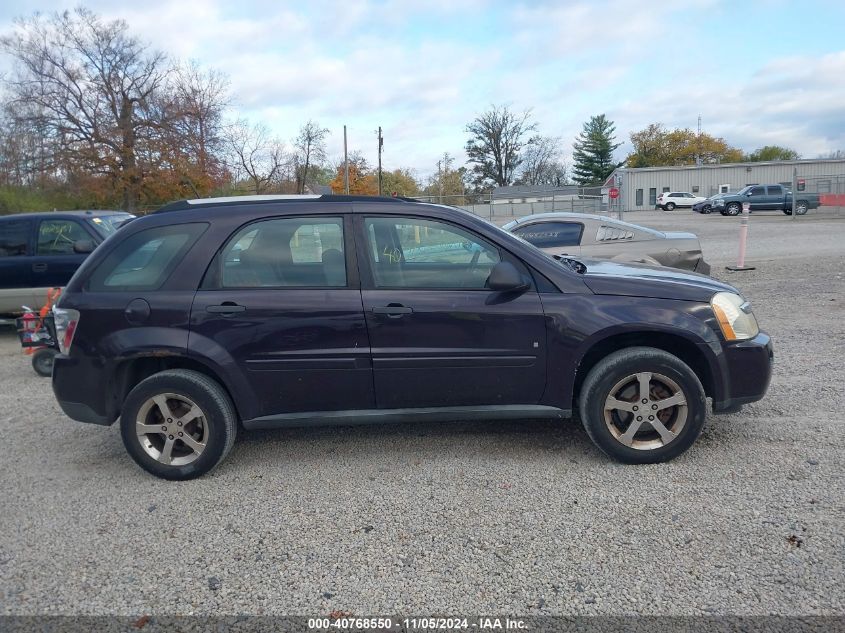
[710,292,759,341]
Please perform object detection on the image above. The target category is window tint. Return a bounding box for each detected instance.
[514,222,582,248]
[87,223,206,292]
[765,185,783,195]
[37,219,90,255]
[0,220,30,257]
[218,217,346,288]
[364,217,500,289]
[749,186,765,196]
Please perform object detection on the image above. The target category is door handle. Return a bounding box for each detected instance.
[32,263,48,273]
[372,304,413,317]
[206,303,246,315]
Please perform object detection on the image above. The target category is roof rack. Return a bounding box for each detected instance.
[155,194,421,213]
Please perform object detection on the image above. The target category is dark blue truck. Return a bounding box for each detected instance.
[713,184,821,216]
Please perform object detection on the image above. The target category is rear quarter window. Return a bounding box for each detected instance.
[86,223,207,292]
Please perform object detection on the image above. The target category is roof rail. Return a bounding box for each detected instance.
[154,194,421,213]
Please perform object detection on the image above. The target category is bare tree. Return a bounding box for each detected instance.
[224,119,286,194]
[517,136,568,186]
[293,120,329,194]
[465,104,537,187]
[1,8,170,211]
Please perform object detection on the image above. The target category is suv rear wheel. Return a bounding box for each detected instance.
[120,369,237,480]
[579,347,706,464]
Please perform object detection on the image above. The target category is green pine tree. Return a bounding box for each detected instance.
[571,114,622,185]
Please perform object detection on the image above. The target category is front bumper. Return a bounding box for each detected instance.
[712,332,773,414]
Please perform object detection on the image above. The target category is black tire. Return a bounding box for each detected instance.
[31,347,57,377]
[702,205,712,214]
[120,369,237,480]
[796,201,809,215]
[726,202,742,216]
[664,202,676,211]
[783,209,792,215]
[578,347,706,464]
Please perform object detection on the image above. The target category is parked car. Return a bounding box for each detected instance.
[503,213,710,274]
[51,195,772,479]
[0,210,134,316]
[713,185,821,216]
[656,192,708,210]
[692,195,726,214]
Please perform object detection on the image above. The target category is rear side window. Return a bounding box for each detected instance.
[37,219,91,255]
[87,223,206,292]
[513,222,583,248]
[0,220,30,257]
[215,217,346,288]
[597,225,635,241]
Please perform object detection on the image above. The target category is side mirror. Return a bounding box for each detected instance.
[73,239,95,254]
[487,261,529,292]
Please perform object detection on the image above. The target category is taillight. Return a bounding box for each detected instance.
[52,307,80,355]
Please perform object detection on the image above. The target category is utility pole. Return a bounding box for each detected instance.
[343,125,349,195]
[377,126,383,196]
[696,114,702,166]
[436,159,443,204]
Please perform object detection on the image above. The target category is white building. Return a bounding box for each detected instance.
[605,159,845,211]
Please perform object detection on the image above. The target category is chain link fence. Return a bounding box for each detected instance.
[411,191,607,221]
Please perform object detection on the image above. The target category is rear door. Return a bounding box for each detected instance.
[0,218,34,312]
[764,185,784,210]
[189,212,374,417]
[32,218,98,288]
[356,212,546,409]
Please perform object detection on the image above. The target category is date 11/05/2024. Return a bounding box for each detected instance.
[308,616,527,630]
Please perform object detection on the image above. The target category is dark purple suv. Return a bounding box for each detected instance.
[51,195,773,479]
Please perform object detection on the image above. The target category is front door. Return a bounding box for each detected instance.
[32,218,96,288]
[356,214,547,409]
[190,213,373,417]
[747,186,766,211]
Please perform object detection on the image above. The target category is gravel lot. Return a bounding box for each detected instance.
[0,210,843,617]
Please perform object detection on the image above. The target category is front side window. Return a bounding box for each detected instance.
[513,222,582,248]
[364,217,500,289]
[218,217,346,288]
[87,223,207,292]
[37,220,90,255]
[0,220,30,257]
[749,186,765,196]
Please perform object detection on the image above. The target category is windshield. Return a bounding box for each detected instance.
[88,214,135,237]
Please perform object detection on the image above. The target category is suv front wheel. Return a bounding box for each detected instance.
[579,347,706,464]
[120,369,237,480]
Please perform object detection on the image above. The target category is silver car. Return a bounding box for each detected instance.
[502,213,710,274]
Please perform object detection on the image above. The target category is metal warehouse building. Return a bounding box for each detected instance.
[605,158,845,211]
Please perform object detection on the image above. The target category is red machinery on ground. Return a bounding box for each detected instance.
[16,287,61,377]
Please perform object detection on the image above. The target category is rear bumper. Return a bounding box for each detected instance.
[52,353,114,425]
[712,332,773,414]
[695,259,712,275]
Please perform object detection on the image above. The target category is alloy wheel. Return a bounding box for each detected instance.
[603,372,688,450]
[136,393,209,466]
